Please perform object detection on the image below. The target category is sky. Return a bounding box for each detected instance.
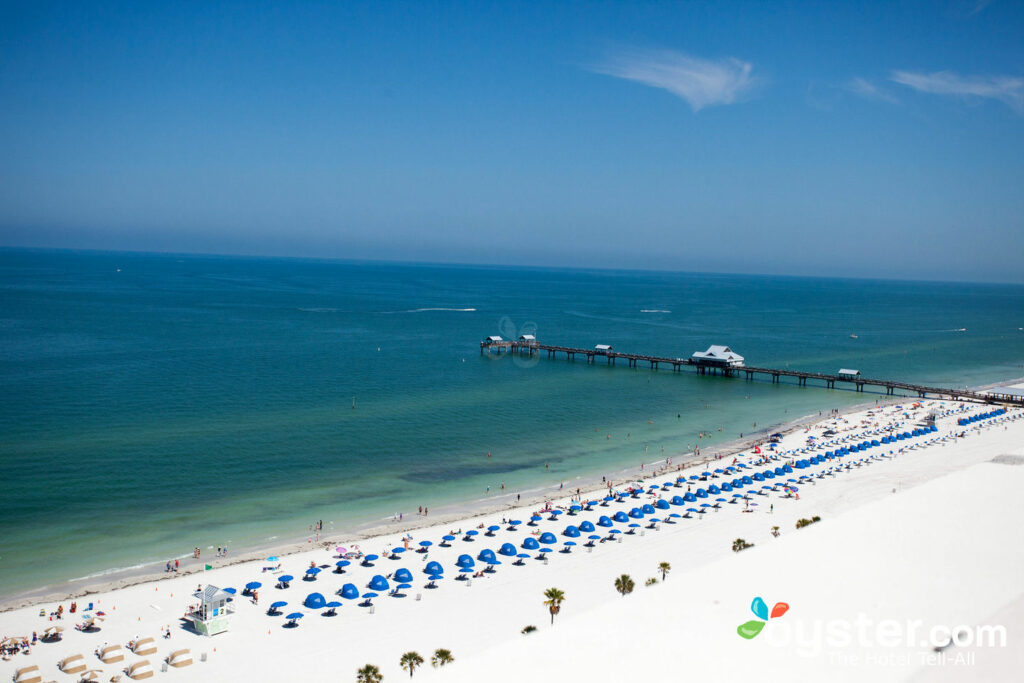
[1,0,1022,282]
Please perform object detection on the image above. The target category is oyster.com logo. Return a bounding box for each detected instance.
[737,596,789,639]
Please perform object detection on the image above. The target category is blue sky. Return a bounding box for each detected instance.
[1,1,1022,282]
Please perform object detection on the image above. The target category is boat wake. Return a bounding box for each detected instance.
[640,309,671,313]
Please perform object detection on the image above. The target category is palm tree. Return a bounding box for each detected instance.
[356,664,383,683]
[400,652,424,679]
[431,649,454,668]
[614,574,635,597]
[543,587,565,625]
[658,562,671,581]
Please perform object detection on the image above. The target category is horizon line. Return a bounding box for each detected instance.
[1,244,1022,288]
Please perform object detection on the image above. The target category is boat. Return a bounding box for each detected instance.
[849,334,858,339]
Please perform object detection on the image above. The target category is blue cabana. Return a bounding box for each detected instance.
[521,537,540,550]
[304,592,326,609]
[368,575,389,592]
[628,508,644,519]
[339,584,359,600]
[655,499,670,509]
[424,561,444,575]
[538,532,557,545]
[499,543,517,556]
[563,526,581,538]
[579,520,596,532]
[670,495,685,506]
[477,549,498,564]
[641,504,656,515]
[456,554,475,568]
[394,568,413,583]
[695,488,708,498]
[613,511,629,523]
[597,515,614,527]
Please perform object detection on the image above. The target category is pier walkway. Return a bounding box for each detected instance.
[480,339,1024,406]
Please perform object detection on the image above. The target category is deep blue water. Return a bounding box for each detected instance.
[1,248,1022,597]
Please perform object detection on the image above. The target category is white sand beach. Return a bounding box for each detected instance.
[2,399,1022,683]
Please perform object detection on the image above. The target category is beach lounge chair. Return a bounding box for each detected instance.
[100,644,125,663]
[132,637,157,656]
[167,649,192,668]
[14,665,42,683]
[125,660,153,680]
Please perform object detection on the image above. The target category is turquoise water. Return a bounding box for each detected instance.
[1,249,1022,598]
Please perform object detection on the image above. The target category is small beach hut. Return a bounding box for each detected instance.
[521,537,539,550]
[167,649,193,668]
[126,660,153,680]
[538,532,557,545]
[499,543,517,557]
[100,644,125,663]
[14,665,41,683]
[368,575,390,591]
[339,584,360,600]
[394,568,414,583]
[132,637,157,656]
[424,561,444,575]
[187,585,234,636]
[60,654,87,674]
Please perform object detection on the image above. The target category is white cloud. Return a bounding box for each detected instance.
[591,48,756,112]
[890,70,1024,113]
[845,77,899,104]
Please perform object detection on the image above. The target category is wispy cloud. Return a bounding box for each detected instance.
[968,0,996,17]
[591,48,756,112]
[890,70,1024,113]
[846,77,900,104]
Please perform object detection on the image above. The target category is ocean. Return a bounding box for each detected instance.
[1,248,1022,600]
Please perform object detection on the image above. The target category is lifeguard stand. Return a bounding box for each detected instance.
[188,585,234,636]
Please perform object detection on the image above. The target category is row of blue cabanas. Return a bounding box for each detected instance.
[820,424,937,458]
[958,408,1006,426]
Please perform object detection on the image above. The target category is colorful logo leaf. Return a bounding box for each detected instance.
[737,620,765,639]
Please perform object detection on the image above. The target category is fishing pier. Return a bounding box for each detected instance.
[480,337,1024,406]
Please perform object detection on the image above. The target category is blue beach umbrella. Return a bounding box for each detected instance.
[441,535,456,543]
[419,540,432,548]
[588,534,602,540]
[335,560,350,570]
[361,593,378,603]
[529,515,542,524]
[428,573,444,581]
[609,529,622,534]
[286,612,304,620]
[270,600,287,608]
[245,581,262,591]
[277,575,293,586]
[465,530,478,537]
[509,520,522,526]
[391,547,405,555]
